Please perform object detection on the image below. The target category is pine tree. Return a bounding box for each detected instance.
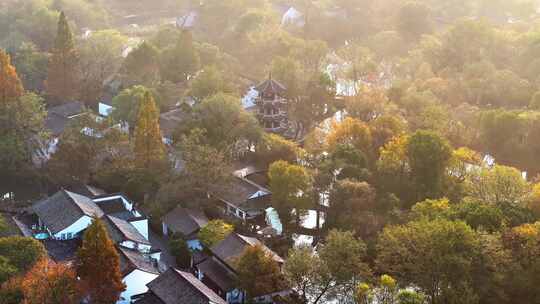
[75,218,125,304]
[0,49,24,103]
[46,12,80,103]
[134,91,166,169]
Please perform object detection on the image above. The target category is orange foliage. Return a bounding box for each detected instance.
[0,49,24,103]
[21,259,81,304]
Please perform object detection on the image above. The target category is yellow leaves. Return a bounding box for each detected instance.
[134,91,166,169]
[0,49,24,103]
[327,117,372,153]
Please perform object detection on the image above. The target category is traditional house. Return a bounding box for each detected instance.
[30,189,162,303]
[133,268,227,304]
[255,75,289,134]
[118,246,161,304]
[162,207,208,250]
[194,233,284,303]
[214,176,271,221]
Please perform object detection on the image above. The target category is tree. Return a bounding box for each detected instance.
[121,42,160,86]
[11,42,48,92]
[284,230,371,304]
[465,165,530,206]
[236,245,285,298]
[46,112,126,186]
[169,238,191,269]
[0,256,17,284]
[189,65,232,102]
[502,222,540,303]
[112,86,160,131]
[179,128,232,195]
[76,218,125,304]
[0,237,46,277]
[327,180,378,238]
[188,93,261,151]
[160,31,200,83]
[0,49,23,103]
[78,30,128,106]
[45,12,80,103]
[397,2,433,40]
[197,219,233,248]
[21,259,81,304]
[327,117,372,156]
[256,133,301,168]
[268,161,312,228]
[133,91,166,169]
[377,219,480,304]
[407,130,452,201]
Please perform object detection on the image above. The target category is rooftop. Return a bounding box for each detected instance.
[118,246,160,276]
[33,190,104,234]
[104,215,150,246]
[147,268,227,304]
[162,207,208,238]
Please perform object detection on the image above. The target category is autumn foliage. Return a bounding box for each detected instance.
[76,218,125,304]
[21,259,81,304]
[0,49,24,103]
[134,91,166,169]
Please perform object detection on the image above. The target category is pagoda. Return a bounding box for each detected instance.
[255,74,289,134]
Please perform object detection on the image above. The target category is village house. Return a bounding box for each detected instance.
[214,175,271,221]
[161,206,209,251]
[133,267,227,304]
[26,188,162,303]
[194,233,285,304]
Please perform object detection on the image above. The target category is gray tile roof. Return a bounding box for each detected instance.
[33,190,104,234]
[196,257,236,292]
[104,215,150,245]
[162,207,208,238]
[147,268,227,304]
[216,177,270,211]
[210,233,284,271]
[255,78,287,96]
[118,246,160,276]
[48,101,85,118]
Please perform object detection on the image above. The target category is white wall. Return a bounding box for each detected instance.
[93,195,135,213]
[118,270,159,304]
[99,102,114,117]
[53,215,93,240]
[130,218,149,240]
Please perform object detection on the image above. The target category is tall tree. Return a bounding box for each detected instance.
[268,160,312,228]
[407,130,452,201]
[75,218,125,304]
[284,230,371,304]
[160,31,200,83]
[45,12,80,103]
[21,259,81,304]
[376,219,482,304]
[133,91,166,169]
[121,42,160,86]
[236,245,285,298]
[0,49,23,103]
[0,236,47,282]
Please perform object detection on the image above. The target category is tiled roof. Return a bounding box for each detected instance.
[255,78,287,95]
[216,177,270,210]
[118,246,160,276]
[196,257,236,292]
[48,101,85,118]
[147,268,227,304]
[210,233,284,271]
[33,190,104,234]
[162,207,208,237]
[104,215,150,245]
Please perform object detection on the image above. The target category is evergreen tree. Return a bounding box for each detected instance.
[160,31,200,83]
[134,91,166,169]
[46,12,80,103]
[75,219,125,304]
[0,49,24,103]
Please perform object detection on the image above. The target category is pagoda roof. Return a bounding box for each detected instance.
[255,76,287,95]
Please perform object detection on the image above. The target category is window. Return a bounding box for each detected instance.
[66,233,72,239]
[60,233,66,240]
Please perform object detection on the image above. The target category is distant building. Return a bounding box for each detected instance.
[255,75,289,134]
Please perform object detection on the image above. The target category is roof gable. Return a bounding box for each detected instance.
[33,190,103,234]
[147,268,226,304]
[104,215,150,245]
